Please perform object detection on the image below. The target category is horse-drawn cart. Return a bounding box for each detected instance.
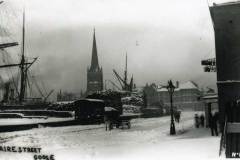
[105,108,140,130]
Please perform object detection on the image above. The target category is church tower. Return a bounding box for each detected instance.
[87,29,103,94]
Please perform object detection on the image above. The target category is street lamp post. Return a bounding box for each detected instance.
[167,80,176,135]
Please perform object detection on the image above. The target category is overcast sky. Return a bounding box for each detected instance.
[0,0,227,98]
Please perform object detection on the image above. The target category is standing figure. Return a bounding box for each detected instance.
[212,112,219,136]
[176,111,181,123]
[209,112,218,136]
[104,114,111,131]
[200,114,205,127]
[209,112,214,136]
[194,114,200,128]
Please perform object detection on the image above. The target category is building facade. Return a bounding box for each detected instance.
[144,81,204,111]
[158,81,203,111]
[87,29,103,94]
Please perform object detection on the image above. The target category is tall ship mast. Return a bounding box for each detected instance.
[112,53,134,92]
[0,4,52,108]
[19,8,27,103]
[0,9,37,104]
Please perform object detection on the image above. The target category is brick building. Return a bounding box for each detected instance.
[144,81,204,111]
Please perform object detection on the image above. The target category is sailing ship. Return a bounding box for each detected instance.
[0,6,53,110]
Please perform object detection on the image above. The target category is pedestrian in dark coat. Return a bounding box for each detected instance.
[176,111,181,123]
[200,114,205,127]
[209,112,218,136]
[194,114,200,128]
[174,111,181,123]
[212,112,219,136]
[209,112,214,136]
[104,115,109,131]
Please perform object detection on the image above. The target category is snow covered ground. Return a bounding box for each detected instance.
[0,112,222,160]
[0,117,74,126]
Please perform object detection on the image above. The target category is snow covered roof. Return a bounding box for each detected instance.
[55,101,74,104]
[178,81,198,90]
[202,94,218,100]
[105,107,117,111]
[157,81,199,92]
[157,88,168,92]
[210,1,240,7]
[75,99,104,102]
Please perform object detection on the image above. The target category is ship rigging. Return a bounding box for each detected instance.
[0,4,53,105]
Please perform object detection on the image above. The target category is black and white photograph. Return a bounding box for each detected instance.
[0,0,239,159]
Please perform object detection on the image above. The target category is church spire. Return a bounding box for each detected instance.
[90,28,100,71]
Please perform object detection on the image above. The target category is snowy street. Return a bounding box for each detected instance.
[0,118,74,126]
[0,112,221,160]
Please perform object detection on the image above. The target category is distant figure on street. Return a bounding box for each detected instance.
[213,112,219,136]
[174,111,181,123]
[104,114,111,131]
[194,114,200,128]
[200,114,205,127]
[209,112,219,136]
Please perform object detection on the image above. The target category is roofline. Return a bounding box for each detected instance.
[202,95,218,100]
[210,1,240,8]
[74,98,105,102]
[157,87,199,92]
